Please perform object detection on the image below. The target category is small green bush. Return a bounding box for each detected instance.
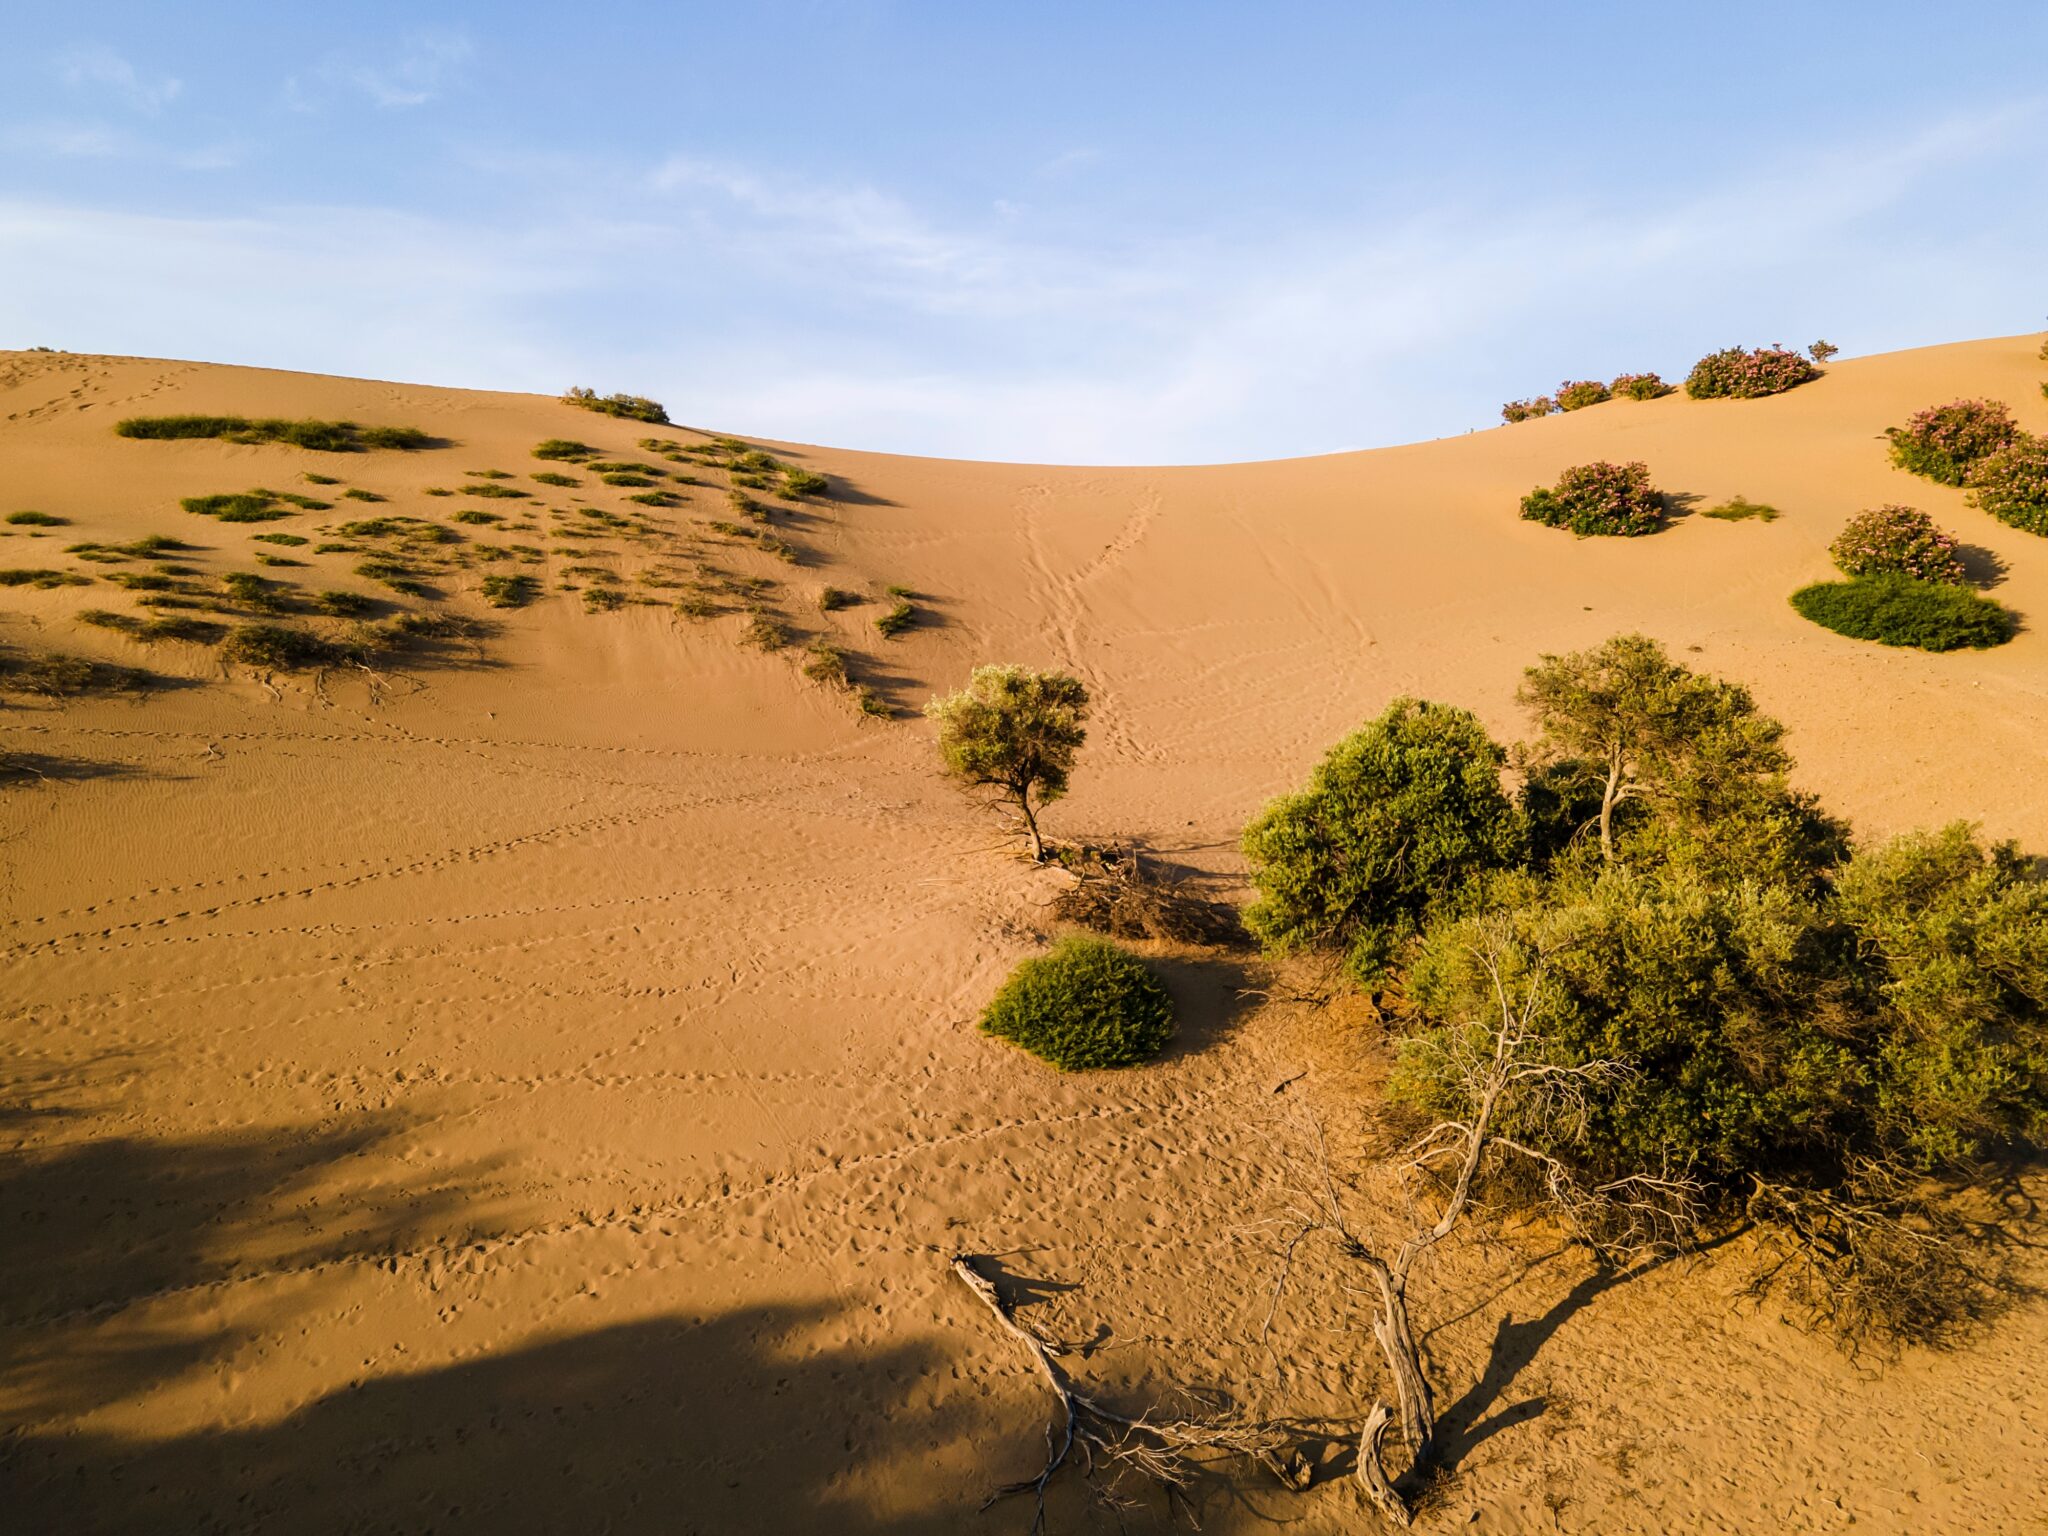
[310,590,376,617]
[1830,506,1967,585]
[1501,397,1555,424]
[181,491,290,523]
[802,640,849,687]
[115,416,434,451]
[219,623,345,670]
[1519,460,1665,537]
[783,469,829,497]
[978,936,1174,1070]
[1966,437,2048,536]
[817,586,856,612]
[532,471,580,487]
[462,483,529,499]
[6,510,64,526]
[562,388,669,424]
[1790,575,2014,651]
[480,573,541,608]
[341,488,385,503]
[1555,379,1610,411]
[875,599,914,637]
[601,473,656,488]
[1611,372,1671,401]
[1885,400,2018,486]
[1701,496,1779,522]
[138,616,226,644]
[533,439,594,461]
[0,567,90,588]
[1684,346,1820,400]
[740,613,790,649]
[254,532,309,546]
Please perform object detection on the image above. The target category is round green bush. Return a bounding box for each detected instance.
[1519,460,1665,537]
[1684,346,1819,400]
[1610,372,1670,401]
[1789,575,2014,651]
[1555,379,1610,411]
[1884,399,2018,486]
[1829,505,1967,585]
[978,936,1175,1070]
[1966,436,2048,536]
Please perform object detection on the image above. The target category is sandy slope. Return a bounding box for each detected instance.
[2,337,2045,1534]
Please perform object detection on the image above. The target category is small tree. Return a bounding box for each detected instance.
[1809,339,1840,363]
[1241,699,1524,983]
[926,664,1089,860]
[1516,634,1789,865]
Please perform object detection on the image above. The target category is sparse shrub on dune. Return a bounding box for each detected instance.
[1700,496,1779,522]
[1808,340,1840,363]
[816,586,857,612]
[1830,505,1968,585]
[0,567,91,588]
[1684,345,1820,400]
[582,587,626,612]
[181,491,292,523]
[531,471,580,487]
[461,483,529,499]
[115,416,434,451]
[1500,396,1556,424]
[978,936,1175,1071]
[310,590,377,617]
[1610,371,1671,401]
[1519,460,1665,537]
[480,573,540,608]
[926,664,1090,860]
[532,439,595,461]
[6,510,65,526]
[1790,574,2014,650]
[874,598,915,636]
[219,623,347,671]
[1885,399,2018,486]
[802,639,849,687]
[1965,436,2048,536]
[783,469,829,498]
[739,613,790,649]
[1555,379,1610,411]
[561,387,670,425]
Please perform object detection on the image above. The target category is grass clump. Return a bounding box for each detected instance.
[875,599,915,637]
[802,640,849,687]
[978,937,1174,1070]
[139,615,226,644]
[254,532,309,546]
[7,510,64,526]
[600,472,657,488]
[182,491,292,523]
[1790,575,2014,651]
[1519,460,1665,537]
[115,416,435,451]
[561,388,669,424]
[480,573,541,608]
[817,586,857,612]
[740,613,790,650]
[1701,496,1780,522]
[782,469,829,498]
[220,571,292,612]
[0,568,90,588]
[341,488,385,503]
[462,483,528,499]
[77,608,138,632]
[582,587,627,613]
[302,472,341,486]
[219,623,346,670]
[310,590,377,617]
[532,439,595,461]
[532,471,580,487]
[353,559,431,597]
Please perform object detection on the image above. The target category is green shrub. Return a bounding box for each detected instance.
[341,488,385,503]
[561,388,669,424]
[1242,698,1524,982]
[219,623,345,670]
[181,491,290,523]
[875,599,914,636]
[978,936,1175,1070]
[532,471,580,487]
[783,469,829,497]
[1885,400,2018,486]
[1701,496,1779,522]
[1965,437,2048,536]
[138,615,226,644]
[115,416,433,451]
[254,532,309,546]
[221,571,291,612]
[480,573,540,608]
[1501,397,1555,424]
[0,567,90,588]
[462,483,528,499]
[582,587,626,612]
[354,559,431,596]
[1830,505,1967,585]
[1684,346,1820,400]
[1555,379,1610,411]
[452,509,500,526]
[1519,460,1665,537]
[1808,340,1840,363]
[1611,372,1671,401]
[77,608,137,632]
[532,439,594,461]
[310,590,376,617]
[601,473,656,488]
[1790,575,2013,651]
[6,510,64,526]
[740,613,790,649]
[926,665,1090,860]
[302,473,341,486]
[817,586,856,611]
[802,640,849,687]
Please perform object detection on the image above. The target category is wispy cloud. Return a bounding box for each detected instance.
[291,29,474,111]
[57,46,182,114]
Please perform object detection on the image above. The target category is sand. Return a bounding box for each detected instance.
[2,336,2045,1533]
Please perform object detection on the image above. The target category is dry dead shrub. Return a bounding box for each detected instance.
[1050,844,1245,947]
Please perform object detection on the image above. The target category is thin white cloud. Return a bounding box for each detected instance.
[57,46,182,114]
[328,29,474,109]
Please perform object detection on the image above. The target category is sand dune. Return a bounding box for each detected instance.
[2,336,2044,1533]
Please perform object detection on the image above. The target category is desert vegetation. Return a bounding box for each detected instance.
[927,665,1090,860]
[561,388,670,424]
[1610,370,1671,400]
[1965,435,2048,535]
[1554,379,1610,411]
[1684,345,1820,399]
[1791,575,2014,650]
[1886,399,2019,485]
[978,936,1175,1069]
[1518,460,1665,536]
[116,415,435,450]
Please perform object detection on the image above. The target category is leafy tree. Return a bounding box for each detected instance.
[1515,634,1793,867]
[1241,699,1523,983]
[925,665,1089,860]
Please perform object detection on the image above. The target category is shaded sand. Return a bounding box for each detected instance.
[3,337,2045,1533]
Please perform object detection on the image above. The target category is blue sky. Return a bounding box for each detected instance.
[3,3,2044,462]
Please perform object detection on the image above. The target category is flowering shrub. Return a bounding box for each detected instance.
[1829,506,1967,585]
[1519,460,1665,537]
[1884,399,2018,486]
[1502,397,1557,424]
[1684,346,1821,400]
[1610,372,1671,401]
[1808,340,1840,363]
[1966,436,2048,536]
[1555,379,1611,411]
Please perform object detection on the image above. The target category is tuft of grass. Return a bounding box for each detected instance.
[582,586,627,612]
[115,416,435,451]
[801,639,849,687]
[106,571,176,590]
[139,615,226,644]
[254,532,309,546]
[739,613,790,650]
[0,647,152,698]
[220,571,292,612]
[77,608,139,632]
[627,491,680,507]
[874,599,915,638]
[219,623,346,670]
[853,685,890,719]
[782,469,828,498]
[0,567,91,588]
[302,472,341,486]
[182,491,291,523]
[758,534,799,563]
[341,488,386,502]
[466,468,513,479]
[531,471,580,487]
[452,509,501,526]
[561,388,669,424]
[532,439,595,461]
[255,554,304,568]
[461,483,529,499]
[675,590,719,620]
[480,572,541,608]
[600,473,656,488]
[1702,496,1781,523]
[7,510,65,526]
[817,586,856,612]
[1789,574,2015,651]
[353,559,431,597]
[310,590,377,617]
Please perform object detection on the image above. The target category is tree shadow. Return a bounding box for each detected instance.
[1957,543,2010,589]
[1661,490,1705,523]
[2,1305,982,1535]
[0,752,160,786]
[1142,952,1259,1063]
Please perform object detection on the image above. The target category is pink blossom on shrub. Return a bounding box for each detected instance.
[1502,397,1557,424]
[1885,399,2018,486]
[1610,372,1671,401]
[1684,345,1821,400]
[1829,505,1968,585]
[1555,379,1610,411]
[1966,435,2048,537]
[1519,460,1665,537]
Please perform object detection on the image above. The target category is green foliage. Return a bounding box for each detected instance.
[1965,436,2048,536]
[802,640,849,687]
[875,599,915,637]
[740,613,790,649]
[6,510,64,526]
[783,469,829,497]
[181,491,291,523]
[1242,698,1524,982]
[816,586,856,612]
[1790,575,2014,651]
[1611,372,1671,401]
[1683,345,1820,400]
[532,439,595,461]
[480,573,540,608]
[0,568,90,588]
[531,471,581,487]
[1519,460,1665,537]
[1555,379,1610,411]
[219,623,345,670]
[462,483,529,499]
[978,936,1175,1070]
[115,416,434,451]
[561,387,669,424]
[925,665,1090,858]
[1829,505,1966,585]
[1700,496,1779,522]
[1501,397,1555,424]
[1884,400,2018,486]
